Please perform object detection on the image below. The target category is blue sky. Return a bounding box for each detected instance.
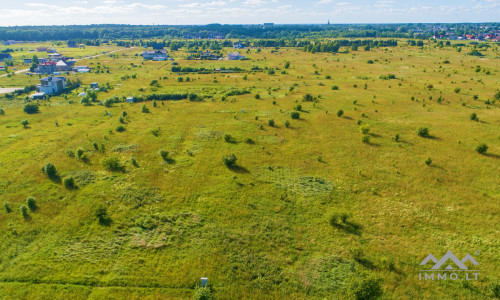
[0,0,499,26]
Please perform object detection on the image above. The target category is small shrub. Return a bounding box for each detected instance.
[367,60,374,64]
[476,144,488,154]
[255,94,260,99]
[194,286,213,300]
[245,138,255,144]
[142,105,150,113]
[425,157,432,166]
[223,134,233,143]
[294,104,302,111]
[63,176,76,189]
[122,111,127,117]
[0,108,5,115]
[360,125,370,135]
[332,85,339,90]
[101,156,123,171]
[417,127,430,138]
[119,116,125,124]
[131,157,138,167]
[222,154,237,167]
[26,197,36,212]
[393,134,400,142]
[268,119,275,127]
[362,135,370,144]
[344,274,383,300]
[76,148,85,159]
[20,205,29,218]
[454,88,461,93]
[95,205,110,225]
[93,142,99,150]
[160,150,169,161]
[41,162,57,178]
[337,110,344,117]
[23,103,39,114]
[290,112,300,119]
[116,125,126,132]
[284,120,290,128]
[470,113,478,121]
[4,202,11,213]
[21,119,29,128]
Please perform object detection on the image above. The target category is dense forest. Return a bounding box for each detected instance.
[1,23,499,41]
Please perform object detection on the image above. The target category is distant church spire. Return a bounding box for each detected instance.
[327,19,330,25]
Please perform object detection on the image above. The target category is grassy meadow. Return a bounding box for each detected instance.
[0,40,499,299]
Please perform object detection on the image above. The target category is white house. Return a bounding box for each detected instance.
[36,76,66,95]
[141,50,168,61]
[227,52,245,60]
[234,42,245,49]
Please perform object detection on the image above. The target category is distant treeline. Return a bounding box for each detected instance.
[0,23,497,41]
[171,66,243,73]
[303,39,398,53]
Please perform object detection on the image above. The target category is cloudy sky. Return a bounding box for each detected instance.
[0,0,499,26]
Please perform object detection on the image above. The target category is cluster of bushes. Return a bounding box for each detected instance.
[379,74,396,80]
[23,103,39,114]
[171,66,243,73]
[226,89,250,97]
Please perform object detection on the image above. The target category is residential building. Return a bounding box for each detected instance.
[47,48,58,53]
[37,62,57,74]
[234,42,245,49]
[36,76,66,94]
[141,50,168,61]
[48,53,63,61]
[200,51,221,60]
[0,54,12,61]
[36,47,48,52]
[227,52,245,60]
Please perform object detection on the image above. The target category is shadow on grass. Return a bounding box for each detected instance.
[342,116,353,120]
[228,165,249,174]
[370,133,382,138]
[483,153,500,159]
[426,135,441,141]
[49,175,62,184]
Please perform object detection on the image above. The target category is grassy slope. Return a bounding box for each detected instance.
[0,41,499,299]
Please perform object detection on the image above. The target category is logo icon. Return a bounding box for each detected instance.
[418,251,479,281]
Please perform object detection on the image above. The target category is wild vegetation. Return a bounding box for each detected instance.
[0,35,499,299]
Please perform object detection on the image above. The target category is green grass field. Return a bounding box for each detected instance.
[0,40,499,299]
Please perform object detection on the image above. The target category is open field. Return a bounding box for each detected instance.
[0,40,499,299]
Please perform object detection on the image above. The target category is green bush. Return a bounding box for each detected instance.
[417,127,430,138]
[122,111,127,117]
[23,103,39,114]
[194,286,213,300]
[360,125,370,135]
[41,162,57,178]
[337,110,344,117]
[63,176,76,189]
[344,274,383,300]
[294,104,302,111]
[222,154,237,167]
[470,113,478,121]
[362,135,370,144]
[255,94,260,99]
[142,105,150,113]
[101,156,123,171]
[0,108,5,115]
[160,150,169,161]
[425,157,432,166]
[116,125,126,132]
[476,144,488,154]
[284,120,290,128]
[76,148,85,159]
[95,205,110,225]
[290,112,300,119]
[119,116,125,124]
[20,205,29,218]
[26,197,36,212]
[268,119,275,127]
[4,202,11,213]
[332,85,339,90]
[21,119,29,128]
